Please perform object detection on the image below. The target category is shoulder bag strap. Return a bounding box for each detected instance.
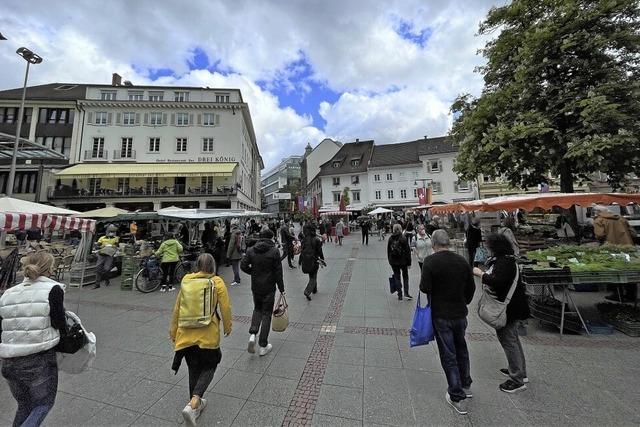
[504,263,520,304]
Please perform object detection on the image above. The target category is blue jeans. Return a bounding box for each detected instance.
[231,260,241,283]
[432,317,472,402]
[1,348,58,427]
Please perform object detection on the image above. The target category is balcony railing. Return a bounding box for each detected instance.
[84,150,108,160]
[113,150,136,160]
[48,185,237,199]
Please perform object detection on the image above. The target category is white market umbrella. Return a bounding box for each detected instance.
[368,207,393,215]
[0,197,79,215]
[73,206,128,218]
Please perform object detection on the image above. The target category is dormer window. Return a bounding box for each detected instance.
[332,161,341,168]
[351,159,360,167]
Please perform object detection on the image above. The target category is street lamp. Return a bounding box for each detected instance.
[6,47,43,197]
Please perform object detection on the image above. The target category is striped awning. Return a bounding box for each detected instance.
[55,162,237,178]
[1,213,95,233]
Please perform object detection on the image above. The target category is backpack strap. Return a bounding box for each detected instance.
[210,278,221,320]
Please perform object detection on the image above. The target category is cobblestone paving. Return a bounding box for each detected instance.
[1,234,640,426]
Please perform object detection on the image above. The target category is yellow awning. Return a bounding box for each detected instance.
[55,162,237,178]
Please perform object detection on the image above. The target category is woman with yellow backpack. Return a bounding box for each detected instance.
[170,253,232,426]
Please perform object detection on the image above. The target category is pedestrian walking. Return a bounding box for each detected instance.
[299,224,325,300]
[377,217,385,240]
[336,219,345,245]
[387,223,413,300]
[413,224,433,270]
[170,253,232,426]
[93,224,119,289]
[280,219,296,268]
[473,233,530,393]
[404,221,415,246]
[156,232,184,292]
[465,217,483,267]
[420,230,475,415]
[226,219,244,286]
[498,216,520,256]
[0,252,67,427]
[240,229,285,356]
[361,219,370,245]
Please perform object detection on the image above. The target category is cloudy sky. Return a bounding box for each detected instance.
[0,0,504,169]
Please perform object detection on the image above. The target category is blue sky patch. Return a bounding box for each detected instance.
[395,20,433,48]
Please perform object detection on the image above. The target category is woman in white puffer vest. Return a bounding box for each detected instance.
[0,251,67,427]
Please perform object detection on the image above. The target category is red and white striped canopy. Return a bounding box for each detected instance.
[0,212,95,233]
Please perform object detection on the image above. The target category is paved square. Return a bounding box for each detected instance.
[2,234,640,426]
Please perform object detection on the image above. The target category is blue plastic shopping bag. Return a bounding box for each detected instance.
[409,293,434,347]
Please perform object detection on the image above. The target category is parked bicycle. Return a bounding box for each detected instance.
[134,251,196,293]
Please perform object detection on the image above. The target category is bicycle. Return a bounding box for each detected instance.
[134,255,162,293]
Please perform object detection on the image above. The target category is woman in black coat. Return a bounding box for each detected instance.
[299,224,324,301]
[473,233,530,393]
[387,223,413,301]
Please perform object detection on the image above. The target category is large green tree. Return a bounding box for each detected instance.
[451,0,640,192]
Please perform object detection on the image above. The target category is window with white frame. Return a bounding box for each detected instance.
[122,112,135,125]
[203,113,215,126]
[375,190,381,200]
[120,138,133,158]
[202,137,215,152]
[332,161,341,168]
[148,137,160,152]
[174,91,189,102]
[399,171,406,181]
[148,91,164,101]
[333,192,341,203]
[215,94,230,103]
[201,176,214,191]
[429,159,442,172]
[92,137,104,157]
[176,138,188,152]
[432,181,443,194]
[128,91,143,101]
[387,190,394,199]
[413,188,418,198]
[352,190,361,202]
[374,174,380,182]
[95,112,108,125]
[386,173,393,181]
[100,91,116,100]
[351,175,359,185]
[146,177,158,194]
[332,177,340,186]
[400,189,407,199]
[150,112,162,125]
[455,181,471,191]
[117,177,130,193]
[176,113,189,126]
[351,159,360,167]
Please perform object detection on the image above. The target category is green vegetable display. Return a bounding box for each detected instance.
[527,245,640,272]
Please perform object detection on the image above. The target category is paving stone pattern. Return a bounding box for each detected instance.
[2,234,640,426]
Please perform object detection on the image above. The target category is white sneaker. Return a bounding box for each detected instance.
[160,287,167,293]
[168,286,176,292]
[248,334,256,354]
[445,392,468,415]
[258,343,272,357]
[195,398,207,419]
[182,403,197,426]
[230,281,238,287]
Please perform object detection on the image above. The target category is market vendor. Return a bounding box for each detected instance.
[93,224,119,289]
[593,205,637,303]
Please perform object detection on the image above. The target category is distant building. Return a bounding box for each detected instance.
[260,155,302,215]
[0,74,264,211]
[301,138,342,210]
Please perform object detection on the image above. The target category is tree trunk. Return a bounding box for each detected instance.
[559,161,581,242]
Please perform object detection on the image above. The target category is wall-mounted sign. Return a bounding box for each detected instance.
[153,156,237,163]
[272,193,291,200]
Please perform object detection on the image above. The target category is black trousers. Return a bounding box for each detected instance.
[183,346,222,398]
[362,229,369,245]
[161,261,178,286]
[304,269,318,296]
[391,265,410,297]
[250,291,276,347]
[280,243,294,267]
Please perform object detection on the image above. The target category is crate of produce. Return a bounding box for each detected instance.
[120,255,136,290]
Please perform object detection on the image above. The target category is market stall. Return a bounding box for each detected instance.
[0,211,96,291]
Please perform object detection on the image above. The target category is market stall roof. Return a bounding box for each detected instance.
[55,162,237,178]
[156,209,270,221]
[73,206,128,218]
[0,197,79,215]
[320,211,349,216]
[1,212,95,233]
[430,193,640,214]
[368,207,393,215]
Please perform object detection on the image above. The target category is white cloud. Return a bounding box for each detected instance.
[0,0,506,169]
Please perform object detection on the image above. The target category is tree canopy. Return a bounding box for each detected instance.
[451,0,640,192]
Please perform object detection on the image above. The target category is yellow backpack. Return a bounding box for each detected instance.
[178,277,217,328]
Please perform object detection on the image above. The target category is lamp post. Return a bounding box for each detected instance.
[6,47,43,197]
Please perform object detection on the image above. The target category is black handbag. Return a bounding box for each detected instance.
[55,311,87,354]
[389,275,400,294]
